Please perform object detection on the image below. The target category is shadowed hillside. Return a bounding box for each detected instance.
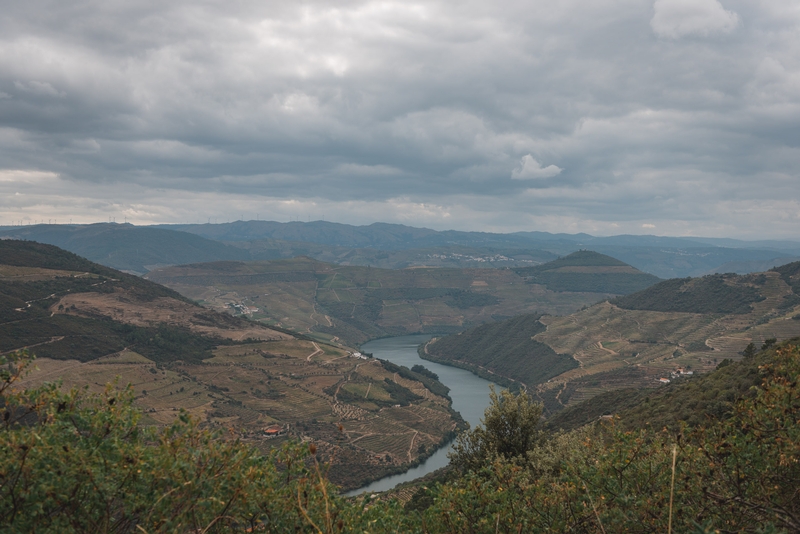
[423,314,578,389]
[611,272,766,314]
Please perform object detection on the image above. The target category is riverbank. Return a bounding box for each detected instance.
[345,335,496,495]
[418,338,523,392]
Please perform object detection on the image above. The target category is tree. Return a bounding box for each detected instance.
[448,386,544,473]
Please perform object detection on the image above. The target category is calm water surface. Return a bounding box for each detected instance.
[345,334,495,495]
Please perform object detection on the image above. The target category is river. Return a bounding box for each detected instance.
[345,334,496,495]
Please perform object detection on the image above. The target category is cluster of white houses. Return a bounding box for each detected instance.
[658,367,695,384]
[228,303,259,315]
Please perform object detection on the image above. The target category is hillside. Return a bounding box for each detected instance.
[544,341,777,432]
[0,240,288,362]
[0,241,461,490]
[772,259,800,308]
[611,272,766,314]
[145,255,631,347]
[5,221,800,277]
[0,223,250,275]
[512,250,660,293]
[424,262,800,415]
[161,219,800,278]
[5,340,797,532]
[423,314,578,388]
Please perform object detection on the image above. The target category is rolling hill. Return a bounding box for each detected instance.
[160,220,800,278]
[4,221,800,277]
[145,252,656,347]
[423,263,800,416]
[0,223,250,275]
[0,240,461,490]
[422,314,578,388]
[512,250,660,293]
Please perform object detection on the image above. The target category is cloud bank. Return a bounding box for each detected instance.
[0,0,799,239]
[651,0,740,39]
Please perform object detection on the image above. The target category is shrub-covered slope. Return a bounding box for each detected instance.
[423,314,578,388]
[4,342,799,533]
[544,340,780,432]
[611,272,767,314]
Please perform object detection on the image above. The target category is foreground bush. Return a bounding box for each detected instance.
[423,343,800,533]
[2,343,799,532]
[0,352,409,533]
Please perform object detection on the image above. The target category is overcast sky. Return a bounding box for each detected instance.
[1,0,799,239]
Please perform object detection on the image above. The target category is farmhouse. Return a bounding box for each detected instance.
[263,425,285,437]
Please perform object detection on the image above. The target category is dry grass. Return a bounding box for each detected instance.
[534,272,800,408]
[51,291,291,341]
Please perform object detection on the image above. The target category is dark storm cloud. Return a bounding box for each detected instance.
[1,0,799,237]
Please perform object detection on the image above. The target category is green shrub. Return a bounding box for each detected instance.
[0,352,412,533]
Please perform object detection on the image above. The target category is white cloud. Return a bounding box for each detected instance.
[511,155,562,180]
[651,0,740,39]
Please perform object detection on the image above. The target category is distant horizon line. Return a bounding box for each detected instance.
[1,219,799,246]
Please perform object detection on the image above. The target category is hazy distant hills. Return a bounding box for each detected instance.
[2,220,799,278]
[161,220,545,250]
[0,223,250,275]
[158,220,800,278]
[425,261,800,416]
[146,251,658,347]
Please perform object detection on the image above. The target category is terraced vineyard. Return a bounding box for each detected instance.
[146,252,657,347]
[18,339,460,490]
[2,241,461,490]
[425,266,800,416]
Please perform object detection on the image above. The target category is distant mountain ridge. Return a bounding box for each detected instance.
[142,221,800,277]
[2,220,799,278]
[0,223,249,275]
